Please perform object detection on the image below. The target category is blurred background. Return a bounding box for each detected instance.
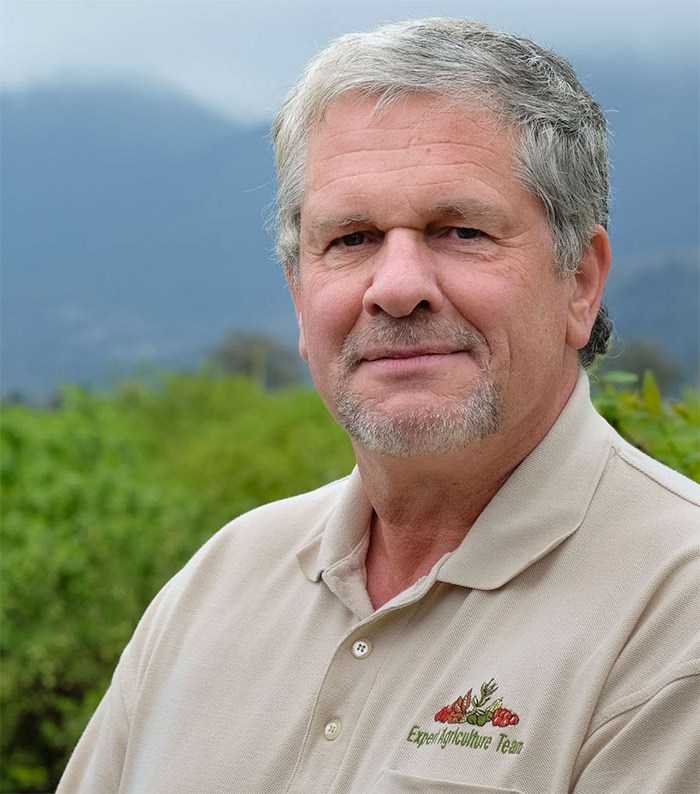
[1,0,699,399]
[1,2,698,791]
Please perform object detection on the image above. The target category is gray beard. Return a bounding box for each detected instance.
[332,314,503,457]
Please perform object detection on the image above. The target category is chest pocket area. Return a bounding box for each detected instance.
[369,768,523,794]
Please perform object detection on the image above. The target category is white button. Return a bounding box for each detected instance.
[324,720,341,741]
[351,639,372,659]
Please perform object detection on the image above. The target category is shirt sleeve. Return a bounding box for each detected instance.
[55,672,129,794]
[572,674,700,794]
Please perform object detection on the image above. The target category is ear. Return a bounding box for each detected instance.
[285,267,309,362]
[566,225,611,351]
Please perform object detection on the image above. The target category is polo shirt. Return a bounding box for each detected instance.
[58,374,700,794]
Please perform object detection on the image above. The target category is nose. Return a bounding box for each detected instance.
[362,229,444,317]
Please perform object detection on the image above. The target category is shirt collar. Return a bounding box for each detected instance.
[297,371,612,593]
[437,371,612,589]
[296,468,372,583]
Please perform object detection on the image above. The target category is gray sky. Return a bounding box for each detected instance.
[2,0,698,123]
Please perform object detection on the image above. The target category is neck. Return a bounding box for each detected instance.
[359,443,510,608]
[357,373,580,608]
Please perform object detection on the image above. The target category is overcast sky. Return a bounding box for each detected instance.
[2,0,698,123]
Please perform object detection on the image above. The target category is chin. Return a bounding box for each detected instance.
[335,383,502,457]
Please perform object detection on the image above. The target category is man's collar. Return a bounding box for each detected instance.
[437,372,611,589]
[296,468,372,584]
[297,371,612,592]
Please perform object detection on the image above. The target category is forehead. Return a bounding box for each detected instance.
[305,92,514,175]
[301,93,529,229]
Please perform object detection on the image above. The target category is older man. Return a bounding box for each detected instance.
[59,18,699,794]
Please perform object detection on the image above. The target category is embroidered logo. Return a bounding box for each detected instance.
[434,678,520,728]
[406,678,525,755]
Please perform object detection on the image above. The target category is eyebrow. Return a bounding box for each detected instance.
[305,214,374,244]
[428,199,505,226]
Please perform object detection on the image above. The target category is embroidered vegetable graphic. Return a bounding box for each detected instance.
[465,678,498,725]
[434,679,520,728]
[434,688,471,724]
[492,708,519,727]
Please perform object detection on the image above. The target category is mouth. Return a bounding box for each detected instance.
[355,347,473,378]
[337,318,487,376]
[362,346,465,362]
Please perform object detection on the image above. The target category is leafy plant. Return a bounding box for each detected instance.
[1,388,205,791]
[592,370,700,481]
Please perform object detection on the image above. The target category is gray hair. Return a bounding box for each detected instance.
[271,17,612,366]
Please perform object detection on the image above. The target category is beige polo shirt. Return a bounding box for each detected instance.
[58,375,700,794]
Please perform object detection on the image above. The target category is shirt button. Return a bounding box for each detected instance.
[324,720,341,741]
[351,639,372,659]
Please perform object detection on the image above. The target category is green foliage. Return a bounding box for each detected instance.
[592,371,700,481]
[113,374,354,533]
[1,387,206,792]
[1,369,697,791]
[1,374,354,792]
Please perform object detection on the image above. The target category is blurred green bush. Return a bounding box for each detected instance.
[1,371,697,792]
[592,370,700,481]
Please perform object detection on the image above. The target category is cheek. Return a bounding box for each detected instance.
[448,273,565,368]
[504,282,572,372]
[448,276,519,340]
[298,290,356,367]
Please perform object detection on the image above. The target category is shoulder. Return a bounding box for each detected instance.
[600,426,700,530]
[168,471,354,595]
[115,474,354,685]
[220,472,354,535]
[566,375,699,527]
[569,379,700,530]
[202,471,354,564]
[578,422,699,593]
[581,427,700,718]
[612,424,699,501]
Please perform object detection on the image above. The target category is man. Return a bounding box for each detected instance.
[59,18,699,794]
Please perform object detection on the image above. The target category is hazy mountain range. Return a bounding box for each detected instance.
[1,65,698,400]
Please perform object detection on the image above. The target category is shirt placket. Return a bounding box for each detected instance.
[286,580,437,794]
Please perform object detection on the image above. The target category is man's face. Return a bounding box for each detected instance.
[291,94,595,457]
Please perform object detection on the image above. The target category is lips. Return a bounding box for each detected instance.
[362,347,463,362]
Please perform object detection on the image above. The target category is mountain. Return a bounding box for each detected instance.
[1,83,292,398]
[1,71,698,400]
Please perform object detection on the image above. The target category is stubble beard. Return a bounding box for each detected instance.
[332,316,503,457]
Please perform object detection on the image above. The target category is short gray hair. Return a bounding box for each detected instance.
[271,17,612,366]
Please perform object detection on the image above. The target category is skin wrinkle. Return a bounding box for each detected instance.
[306,160,507,189]
[313,106,503,148]
[314,145,505,176]
[305,151,514,225]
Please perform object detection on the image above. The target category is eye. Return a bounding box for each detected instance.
[336,231,366,247]
[454,227,481,239]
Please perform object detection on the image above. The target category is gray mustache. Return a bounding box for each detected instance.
[338,315,486,369]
